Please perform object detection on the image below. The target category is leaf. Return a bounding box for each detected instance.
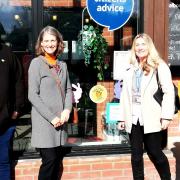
[96,66,101,70]
[78,24,109,81]
[104,64,109,69]
[89,26,94,31]
[97,73,103,81]
[83,25,89,30]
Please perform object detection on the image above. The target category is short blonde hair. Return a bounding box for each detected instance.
[35,26,64,57]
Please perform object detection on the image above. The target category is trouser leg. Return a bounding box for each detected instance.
[38,146,63,180]
[129,122,144,180]
[144,132,171,180]
[0,126,15,180]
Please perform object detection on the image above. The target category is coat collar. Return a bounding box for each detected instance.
[39,55,63,75]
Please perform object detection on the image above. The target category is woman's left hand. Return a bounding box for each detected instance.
[60,109,70,122]
[161,119,171,130]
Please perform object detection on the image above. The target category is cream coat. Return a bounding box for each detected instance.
[119,61,175,134]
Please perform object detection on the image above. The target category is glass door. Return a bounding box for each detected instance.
[0,0,33,155]
[41,0,141,147]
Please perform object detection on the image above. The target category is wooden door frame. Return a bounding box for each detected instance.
[144,0,169,62]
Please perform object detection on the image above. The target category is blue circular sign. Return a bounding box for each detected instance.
[87,0,134,31]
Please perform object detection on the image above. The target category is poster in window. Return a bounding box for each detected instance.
[113,51,130,80]
[106,103,121,124]
[72,40,84,60]
[60,41,68,60]
[169,2,180,65]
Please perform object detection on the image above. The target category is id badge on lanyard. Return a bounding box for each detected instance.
[132,94,141,104]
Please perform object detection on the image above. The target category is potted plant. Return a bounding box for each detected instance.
[78,25,109,81]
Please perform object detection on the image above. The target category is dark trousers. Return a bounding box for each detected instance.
[38,146,64,180]
[0,126,15,180]
[129,122,171,180]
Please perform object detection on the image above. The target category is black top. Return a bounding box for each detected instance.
[0,43,24,132]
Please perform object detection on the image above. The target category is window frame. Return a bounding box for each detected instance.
[11,0,144,160]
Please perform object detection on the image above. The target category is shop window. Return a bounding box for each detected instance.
[169,0,180,76]
[0,0,142,159]
[41,1,141,149]
[0,1,34,157]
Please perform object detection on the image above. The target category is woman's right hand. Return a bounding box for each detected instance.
[51,117,64,128]
[117,121,125,130]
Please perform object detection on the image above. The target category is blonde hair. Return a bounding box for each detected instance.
[35,26,64,57]
[130,33,162,74]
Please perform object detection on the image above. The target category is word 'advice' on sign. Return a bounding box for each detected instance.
[87,0,134,31]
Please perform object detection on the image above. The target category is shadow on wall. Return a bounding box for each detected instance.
[171,142,180,180]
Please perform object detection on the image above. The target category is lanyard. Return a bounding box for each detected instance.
[135,68,143,93]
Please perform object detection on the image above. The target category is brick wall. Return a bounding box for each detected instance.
[168,80,180,137]
[13,151,176,180]
[168,113,180,137]
[9,0,85,7]
[96,81,114,139]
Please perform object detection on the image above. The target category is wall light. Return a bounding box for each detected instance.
[14,14,20,20]
[52,15,57,21]
[85,18,89,23]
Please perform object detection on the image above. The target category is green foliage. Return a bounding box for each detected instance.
[78,25,109,81]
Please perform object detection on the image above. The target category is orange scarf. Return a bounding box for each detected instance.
[45,53,56,65]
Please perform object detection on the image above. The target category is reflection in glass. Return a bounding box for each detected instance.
[0,5,32,51]
[42,3,141,147]
[1,0,141,156]
[0,1,33,155]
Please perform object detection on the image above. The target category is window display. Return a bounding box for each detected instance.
[0,0,141,158]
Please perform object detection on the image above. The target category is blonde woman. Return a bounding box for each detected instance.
[118,33,174,180]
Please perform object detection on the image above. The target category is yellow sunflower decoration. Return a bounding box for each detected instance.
[89,85,107,103]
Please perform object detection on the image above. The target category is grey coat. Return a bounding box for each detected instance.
[28,55,72,148]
